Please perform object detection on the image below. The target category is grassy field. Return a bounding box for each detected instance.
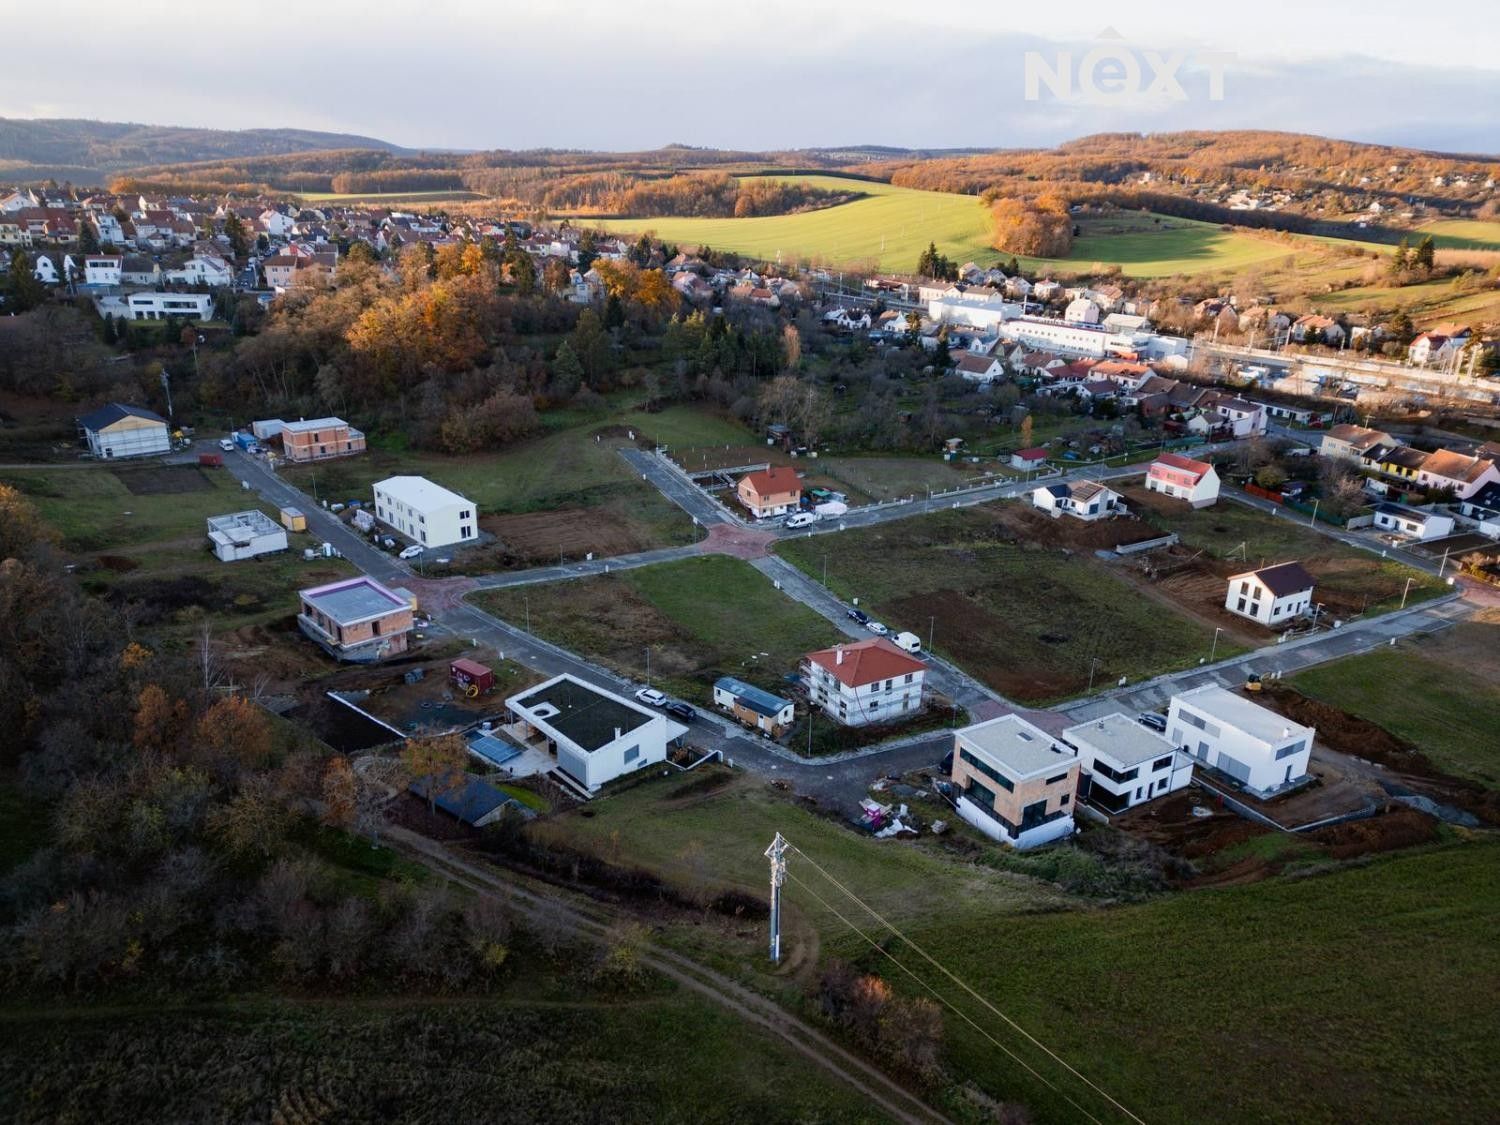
[537,769,1499,1124]
[777,503,1230,702]
[298,189,490,206]
[473,555,842,705]
[1290,615,1500,786]
[1414,218,1500,250]
[593,175,1307,278]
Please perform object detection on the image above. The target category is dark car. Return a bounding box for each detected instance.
[1136,711,1168,733]
[846,607,870,625]
[665,701,697,723]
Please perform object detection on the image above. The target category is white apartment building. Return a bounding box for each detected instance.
[1062,713,1193,813]
[802,638,926,728]
[372,475,478,549]
[1168,685,1315,798]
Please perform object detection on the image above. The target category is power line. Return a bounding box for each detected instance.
[785,870,1104,1125]
[787,842,1146,1125]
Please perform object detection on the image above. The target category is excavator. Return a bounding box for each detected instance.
[1245,673,1263,693]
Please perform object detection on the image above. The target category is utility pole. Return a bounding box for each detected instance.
[928,614,935,653]
[764,833,789,964]
[1401,576,1414,609]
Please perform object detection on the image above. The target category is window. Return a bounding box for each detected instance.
[1181,711,1206,731]
[959,748,1013,792]
[1151,755,1174,772]
[1093,760,1139,784]
[1060,793,1070,806]
[1044,771,1071,785]
[904,673,913,684]
[1275,739,1305,761]
[623,746,639,763]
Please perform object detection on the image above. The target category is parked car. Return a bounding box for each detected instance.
[893,630,922,654]
[635,687,668,707]
[398,545,424,560]
[217,438,235,452]
[846,607,870,625]
[866,621,889,636]
[1137,711,1168,733]
[785,512,820,529]
[664,701,697,723]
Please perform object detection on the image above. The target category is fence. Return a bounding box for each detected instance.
[1115,532,1179,556]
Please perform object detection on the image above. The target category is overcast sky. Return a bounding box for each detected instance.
[5,1,1498,155]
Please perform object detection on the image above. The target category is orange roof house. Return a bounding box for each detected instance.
[736,465,801,519]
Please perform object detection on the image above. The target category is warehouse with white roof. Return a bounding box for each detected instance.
[372,475,479,549]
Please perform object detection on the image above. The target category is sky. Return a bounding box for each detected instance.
[4,0,1499,155]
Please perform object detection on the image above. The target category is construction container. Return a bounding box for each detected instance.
[280,506,307,532]
[450,658,494,697]
[197,452,223,467]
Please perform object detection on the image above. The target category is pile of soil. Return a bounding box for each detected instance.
[1309,807,1439,859]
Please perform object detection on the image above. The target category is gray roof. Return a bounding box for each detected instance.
[1063,713,1176,768]
[77,402,167,432]
[301,576,409,625]
[1172,685,1314,746]
[715,676,792,718]
[957,714,1077,779]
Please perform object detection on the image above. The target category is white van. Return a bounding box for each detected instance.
[784,511,820,529]
[893,631,922,654]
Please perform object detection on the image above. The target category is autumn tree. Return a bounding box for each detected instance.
[986,193,1073,257]
[134,683,189,756]
[321,755,358,828]
[402,734,469,815]
[194,694,274,772]
[782,324,802,372]
[1019,414,1034,447]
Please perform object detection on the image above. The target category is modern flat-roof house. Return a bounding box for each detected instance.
[950,713,1081,849]
[373,475,478,550]
[297,576,414,662]
[206,509,288,561]
[1145,452,1220,507]
[1062,713,1193,813]
[82,254,122,286]
[279,417,366,463]
[125,291,213,321]
[506,674,687,792]
[1373,502,1456,541]
[1031,479,1124,521]
[78,402,170,459]
[736,465,802,520]
[1225,561,1314,627]
[802,638,926,728]
[713,676,796,736]
[1168,685,1314,798]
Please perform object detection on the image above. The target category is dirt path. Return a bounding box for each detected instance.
[386,825,949,1125]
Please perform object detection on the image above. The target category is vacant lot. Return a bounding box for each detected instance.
[672,442,986,505]
[472,555,842,704]
[1290,613,1500,787]
[280,402,747,565]
[778,503,1229,702]
[1120,483,1447,621]
[594,175,1312,278]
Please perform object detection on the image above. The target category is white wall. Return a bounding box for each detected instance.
[1225,576,1310,626]
[374,488,478,548]
[87,422,170,459]
[956,795,1075,849]
[1167,698,1311,795]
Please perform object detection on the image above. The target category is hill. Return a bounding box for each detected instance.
[0,117,409,181]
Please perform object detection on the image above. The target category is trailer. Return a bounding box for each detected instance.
[198,452,223,467]
[280,507,307,532]
[233,431,259,452]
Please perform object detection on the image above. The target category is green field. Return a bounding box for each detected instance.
[1291,622,1500,786]
[472,555,842,706]
[540,770,1499,1124]
[592,174,1312,277]
[777,503,1232,703]
[1414,218,1500,251]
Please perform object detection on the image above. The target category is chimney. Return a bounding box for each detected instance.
[835,647,844,666]
[613,727,621,741]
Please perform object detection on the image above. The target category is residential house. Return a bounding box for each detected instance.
[950,713,1080,849]
[953,353,1003,383]
[78,402,171,459]
[1415,449,1500,499]
[801,638,926,728]
[1206,395,1267,437]
[1064,297,1101,324]
[0,216,31,247]
[279,417,367,463]
[1167,685,1315,798]
[120,256,160,286]
[1319,424,1393,462]
[1372,502,1456,541]
[1224,561,1315,627]
[1062,713,1193,813]
[1146,452,1220,507]
[373,475,478,549]
[1367,442,1428,484]
[31,254,60,284]
[1408,324,1470,366]
[736,466,801,519]
[1456,482,1500,539]
[125,292,213,321]
[713,676,796,737]
[408,773,530,828]
[82,254,123,286]
[1009,447,1048,472]
[506,673,686,792]
[297,576,415,663]
[206,510,288,562]
[164,254,234,287]
[1031,480,1125,521]
[1292,314,1345,346]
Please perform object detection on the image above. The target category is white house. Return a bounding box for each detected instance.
[372,475,479,549]
[1010,447,1048,472]
[1031,480,1124,521]
[1456,483,1500,539]
[1208,396,1268,437]
[125,292,213,321]
[1064,297,1101,324]
[950,713,1080,849]
[1372,502,1456,541]
[1319,424,1393,463]
[82,254,123,286]
[206,509,288,562]
[506,673,686,792]
[1414,450,1500,500]
[31,255,60,284]
[1062,713,1194,813]
[953,353,1003,383]
[77,402,171,459]
[1167,685,1315,798]
[802,638,926,728]
[1224,561,1315,627]
[928,293,1019,333]
[164,254,234,287]
[1145,452,1220,507]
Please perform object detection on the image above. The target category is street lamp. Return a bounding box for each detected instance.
[1087,656,1102,692]
[1400,576,1414,609]
[1210,626,1222,662]
[1308,498,1320,527]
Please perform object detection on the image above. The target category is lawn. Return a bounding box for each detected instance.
[777,504,1228,703]
[593,175,1313,278]
[1290,618,1500,786]
[472,555,843,705]
[1414,218,1500,251]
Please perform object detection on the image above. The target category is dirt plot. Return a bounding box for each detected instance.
[1407,531,1495,558]
[670,443,985,504]
[112,465,213,495]
[479,506,666,565]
